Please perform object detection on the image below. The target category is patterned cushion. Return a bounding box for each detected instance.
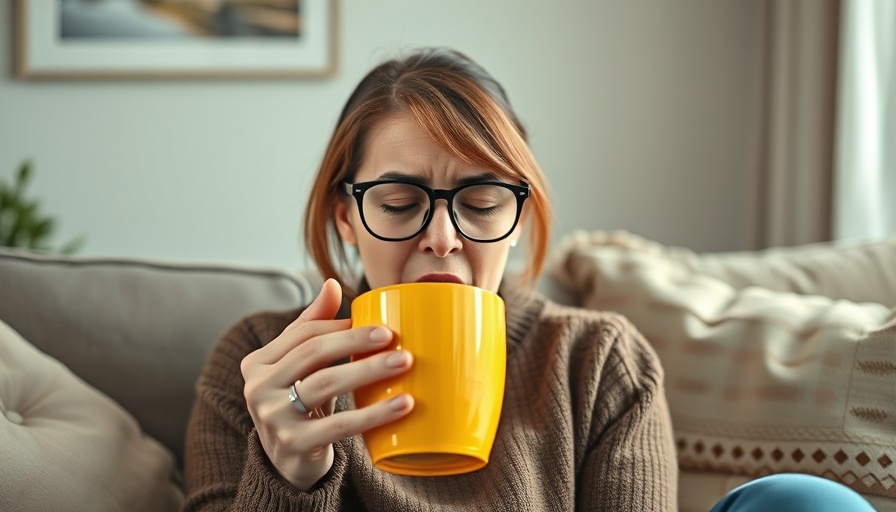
[550,232,896,510]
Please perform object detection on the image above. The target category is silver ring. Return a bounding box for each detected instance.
[288,381,310,414]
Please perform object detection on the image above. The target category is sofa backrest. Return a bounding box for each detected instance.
[0,248,314,465]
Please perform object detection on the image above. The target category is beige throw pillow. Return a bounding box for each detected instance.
[557,229,896,306]
[551,235,896,506]
[0,318,183,512]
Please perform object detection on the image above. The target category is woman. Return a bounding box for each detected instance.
[183,48,875,511]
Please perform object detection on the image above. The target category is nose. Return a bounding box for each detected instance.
[418,200,463,257]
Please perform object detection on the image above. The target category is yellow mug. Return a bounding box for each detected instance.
[351,282,506,476]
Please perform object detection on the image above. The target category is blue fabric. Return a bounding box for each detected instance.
[710,474,877,512]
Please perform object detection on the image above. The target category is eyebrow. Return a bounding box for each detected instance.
[376,171,502,187]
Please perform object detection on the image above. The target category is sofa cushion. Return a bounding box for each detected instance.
[0,249,313,465]
[550,233,896,509]
[0,317,183,511]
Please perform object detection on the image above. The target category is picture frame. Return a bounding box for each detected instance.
[15,0,338,80]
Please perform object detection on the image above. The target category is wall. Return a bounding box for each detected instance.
[0,0,762,270]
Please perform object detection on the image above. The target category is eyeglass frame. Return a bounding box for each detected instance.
[341,179,530,243]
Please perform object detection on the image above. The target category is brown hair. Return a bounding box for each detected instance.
[304,48,552,296]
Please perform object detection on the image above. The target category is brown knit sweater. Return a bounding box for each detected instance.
[183,284,677,511]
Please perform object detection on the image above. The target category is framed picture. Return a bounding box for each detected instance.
[15,0,338,80]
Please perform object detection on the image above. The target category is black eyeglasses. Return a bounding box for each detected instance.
[342,179,529,242]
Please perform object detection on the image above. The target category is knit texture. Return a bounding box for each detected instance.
[183,284,677,511]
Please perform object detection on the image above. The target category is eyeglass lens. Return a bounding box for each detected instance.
[361,183,519,240]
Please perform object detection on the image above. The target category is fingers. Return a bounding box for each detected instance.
[250,278,350,364]
[298,394,415,451]
[264,391,414,488]
[297,278,342,322]
[291,349,413,411]
[252,317,352,366]
[270,324,394,386]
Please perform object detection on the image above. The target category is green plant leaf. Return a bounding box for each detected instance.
[0,183,10,206]
[2,159,87,254]
[60,235,87,255]
[14,161,32,196]
[32,218,54,240]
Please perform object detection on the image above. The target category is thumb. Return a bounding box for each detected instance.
[298,278,343,321]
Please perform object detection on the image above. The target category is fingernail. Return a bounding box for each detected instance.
[388,395,409,411]
[385,351,408,368]
[369,327,391,344]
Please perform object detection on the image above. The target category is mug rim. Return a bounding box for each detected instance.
[353,281,500,302]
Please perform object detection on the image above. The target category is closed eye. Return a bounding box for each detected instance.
[379,202,423,215]
[459,203,502,216]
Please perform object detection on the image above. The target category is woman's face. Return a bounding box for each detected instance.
[334,112,522,293]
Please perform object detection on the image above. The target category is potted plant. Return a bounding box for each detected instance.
[0,160,86,254]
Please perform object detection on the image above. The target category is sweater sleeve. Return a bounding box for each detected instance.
[576,319,678,512]
[182,311,352,512]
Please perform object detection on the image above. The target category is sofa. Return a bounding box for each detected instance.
[1,232,894,511]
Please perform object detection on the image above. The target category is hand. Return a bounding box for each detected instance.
[240,278,414,491]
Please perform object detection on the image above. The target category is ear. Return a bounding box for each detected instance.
[334,196,358,246]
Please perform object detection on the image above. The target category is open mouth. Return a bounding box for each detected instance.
[415,273,465,284]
